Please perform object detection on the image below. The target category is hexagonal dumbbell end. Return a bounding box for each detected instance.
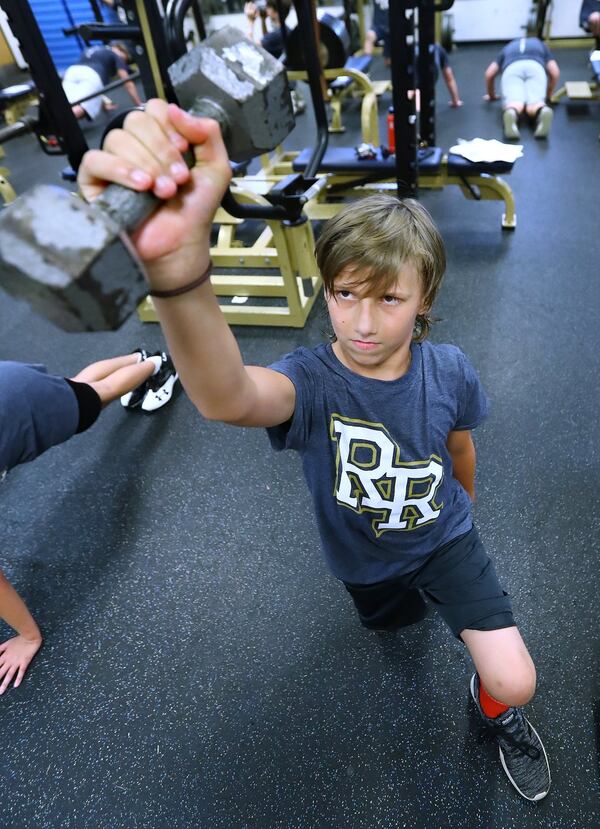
[169,25,295,161]
[0,184,149,332]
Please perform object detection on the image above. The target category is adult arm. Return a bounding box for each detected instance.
[0,569,43,694]
[117,67,142,106]
[442,66,463,107]
[446,429,476,501]
[77,101,296,428]
[483,61,500,101]
[545,59,560,99]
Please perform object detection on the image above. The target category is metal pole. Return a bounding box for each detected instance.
[0,0,89,171]
[388,0,418,197]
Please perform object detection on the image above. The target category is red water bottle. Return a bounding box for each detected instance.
[387,106,395,154]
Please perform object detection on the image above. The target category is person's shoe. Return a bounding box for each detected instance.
[470,673,551,801]
[533,105,553,139]
[140,352,179,412]
[291,89,306,115]
[120,348,148,409]
[502,108,520,140]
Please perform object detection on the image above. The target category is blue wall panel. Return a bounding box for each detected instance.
[28,1,104,72]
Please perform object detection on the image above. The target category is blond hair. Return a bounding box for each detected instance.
[315,195,446,340]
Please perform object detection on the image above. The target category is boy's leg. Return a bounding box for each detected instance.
[412,526,551,801]
[462,626,550,802]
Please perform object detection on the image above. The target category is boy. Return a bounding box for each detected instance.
[0,350,178,694]
[77,100,551,801]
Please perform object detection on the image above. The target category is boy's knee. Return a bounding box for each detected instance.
[482,663,537,708]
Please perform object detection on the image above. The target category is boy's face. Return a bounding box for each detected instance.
[326,261,427,381]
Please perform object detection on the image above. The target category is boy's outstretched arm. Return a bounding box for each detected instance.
[78,100,295,428]
[447,429,476,502]
[0,569,43,694]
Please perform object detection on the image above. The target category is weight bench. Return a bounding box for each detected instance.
[0,80,38,126]
[287,58,383,144]
[281,145,517,230]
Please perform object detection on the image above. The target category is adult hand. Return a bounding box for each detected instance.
[77,99,232,274]
[244,1,258,21]
[0,633,43,694]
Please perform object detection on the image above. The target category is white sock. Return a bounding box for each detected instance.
[147,355,162,376]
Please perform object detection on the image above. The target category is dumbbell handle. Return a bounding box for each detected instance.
[94,99,228,233]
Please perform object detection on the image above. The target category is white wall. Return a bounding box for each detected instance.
[451,0,586,43]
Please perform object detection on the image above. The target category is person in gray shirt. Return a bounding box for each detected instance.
[483,37,560,140]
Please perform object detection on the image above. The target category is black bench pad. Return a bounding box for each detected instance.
[446,153,514,176]
[291,146,514,177]
[292,146,443,174]
[0,80,36,103]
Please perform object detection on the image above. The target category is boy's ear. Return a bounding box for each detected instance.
[419,300,431,315]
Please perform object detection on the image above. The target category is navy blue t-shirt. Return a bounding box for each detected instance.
[267,341,488,584]
[76,46,129,84]
[0,362,78,478]
[497,38,553,72]
[262,25,290,60]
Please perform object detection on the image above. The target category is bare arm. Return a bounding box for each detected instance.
[0,568,43,694]
[78,101,296,428]
[442,66,463,107]
[545,59,560,99]
[446,429,476,501]
[117,68,142,106]
[484,61,500,101]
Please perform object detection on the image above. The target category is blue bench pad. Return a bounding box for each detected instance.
[292,147,514,176]
[292,146,443,174]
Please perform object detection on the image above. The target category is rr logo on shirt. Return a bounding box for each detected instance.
[330,414,444,537]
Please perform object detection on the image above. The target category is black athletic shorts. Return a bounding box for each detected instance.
[64,379,102,433]
[344,525,514,639]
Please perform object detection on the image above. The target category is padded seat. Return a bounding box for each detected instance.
[292,145,443,174]
[0,80,36,103]
[446,153,514,176]
[329,55,373,92]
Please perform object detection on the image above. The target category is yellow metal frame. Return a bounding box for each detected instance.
[259,147,516,230]
[138,187,323,327]
[551,80,599,102]
[1,90,38,125]
[0,146,16,205]
[287,66,383,144]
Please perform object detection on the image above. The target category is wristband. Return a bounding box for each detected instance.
[149,260,213,298]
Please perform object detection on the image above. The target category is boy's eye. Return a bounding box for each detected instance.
[382,295,400,305]
[337,289,353,299]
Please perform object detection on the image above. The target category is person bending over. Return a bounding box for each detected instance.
[62,41,142,121]
[0,350,177,694]
[484,36,560,140]
[77,101,552,802]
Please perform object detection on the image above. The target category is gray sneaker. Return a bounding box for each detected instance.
[470,673,551,801]
[502,108,520,140]
[534,105,554,139]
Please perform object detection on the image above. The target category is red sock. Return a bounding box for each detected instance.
[479,682,510,718]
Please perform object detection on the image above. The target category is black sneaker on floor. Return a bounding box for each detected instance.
[120,348,149,409]
[140,352,179,412]
[470,673,551,801]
